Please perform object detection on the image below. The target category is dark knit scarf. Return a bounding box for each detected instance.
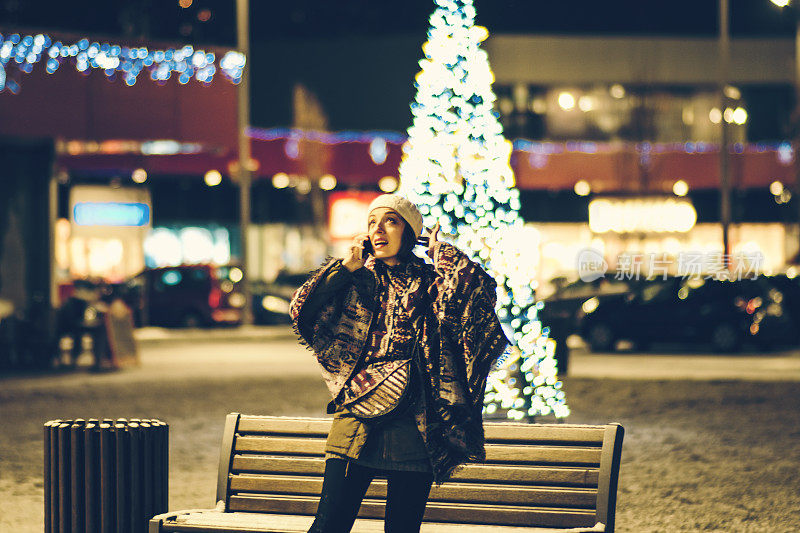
[290,243,509,482]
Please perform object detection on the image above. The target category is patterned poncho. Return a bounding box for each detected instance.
[290,242,509,482]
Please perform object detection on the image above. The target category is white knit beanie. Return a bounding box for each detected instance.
[367,194,424,237]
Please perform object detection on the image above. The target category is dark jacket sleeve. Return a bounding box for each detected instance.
[291,260,358,344]
[301,262,354,320]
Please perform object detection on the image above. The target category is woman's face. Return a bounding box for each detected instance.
[367,207,407,266]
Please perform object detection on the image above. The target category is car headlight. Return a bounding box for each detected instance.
[581,297,599,314]
[261,295,290,314]
[228,293,246,308]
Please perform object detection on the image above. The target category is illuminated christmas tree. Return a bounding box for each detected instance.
[398,0,568,419]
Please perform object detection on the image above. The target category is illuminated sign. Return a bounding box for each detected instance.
[327,191,380,239]
[73,202,150,227]
[589,197,697,234]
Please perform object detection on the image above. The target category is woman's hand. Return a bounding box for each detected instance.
[342,233,370,272]
[427,221,441,257]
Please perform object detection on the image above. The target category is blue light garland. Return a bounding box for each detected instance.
[0,31,245,92]
[247,126,408,145]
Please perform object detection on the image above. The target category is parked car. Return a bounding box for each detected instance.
[760,274,800,341]
[539,276,635,336]
[538,275,636,373]
[578,276,795,353]
[251,271,309,325]
[251,282,293,325]
[126,265,245,327]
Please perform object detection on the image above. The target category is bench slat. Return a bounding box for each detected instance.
[432,482,596,508]
[159,511,601,532]
[234,437,602,465]
[229,474,597,507]
[236,417,333,436]
[228,495,598,529]
[229,456,601,486]
[450,464,600,487]
[483,425,606,445]
[234,437,324,456]
[236,416,606,445]
[230,456,326,476]
[484,445,601,465]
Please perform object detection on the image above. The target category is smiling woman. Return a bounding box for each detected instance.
[365,207,406,264]
[289,193,509,532]
[344,194,424,271]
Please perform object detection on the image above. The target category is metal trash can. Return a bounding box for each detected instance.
[44,418,168,533]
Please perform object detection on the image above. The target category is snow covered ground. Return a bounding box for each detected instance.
[1,335,798,532]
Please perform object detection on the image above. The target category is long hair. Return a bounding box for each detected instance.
[397,224,419,262]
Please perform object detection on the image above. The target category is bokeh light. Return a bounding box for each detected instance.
[204,169,222,187]
[574,180,591,196]
[558,91,576,111]
[673,179,689,197]
[379,176,399,192]
[319,174,337,191]
[272,173,290,189]
[132,168,147,183]
[732,107,748,125]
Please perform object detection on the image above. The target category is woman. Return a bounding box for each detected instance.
[290,194,508,533]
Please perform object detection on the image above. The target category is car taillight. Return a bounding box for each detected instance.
[745,297,762,315]
[208,287,222,308]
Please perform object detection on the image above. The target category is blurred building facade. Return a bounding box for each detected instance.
[487,35,792,144]
[1,31,798,298]
[482,34,797,287]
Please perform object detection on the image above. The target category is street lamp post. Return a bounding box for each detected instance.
[719,0,732,261]
[794,10,800,258]
[771,0,800,259]
[236,0,253,325]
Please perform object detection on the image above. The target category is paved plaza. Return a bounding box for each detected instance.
[2,327,799,532]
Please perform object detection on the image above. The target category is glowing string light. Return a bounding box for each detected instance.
[0,31,245,92]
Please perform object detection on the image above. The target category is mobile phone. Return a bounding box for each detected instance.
[362,237,373,256]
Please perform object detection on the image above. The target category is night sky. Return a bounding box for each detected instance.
[1,1,795,46]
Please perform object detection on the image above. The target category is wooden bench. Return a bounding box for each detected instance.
[149,414,624,532]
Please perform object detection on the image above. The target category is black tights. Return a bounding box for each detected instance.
[308,458,434,533]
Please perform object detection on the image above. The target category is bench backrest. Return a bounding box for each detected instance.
[216,414,623,532]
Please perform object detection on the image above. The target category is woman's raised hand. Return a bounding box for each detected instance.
[343,233,370,272]
[427,221,441,257]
